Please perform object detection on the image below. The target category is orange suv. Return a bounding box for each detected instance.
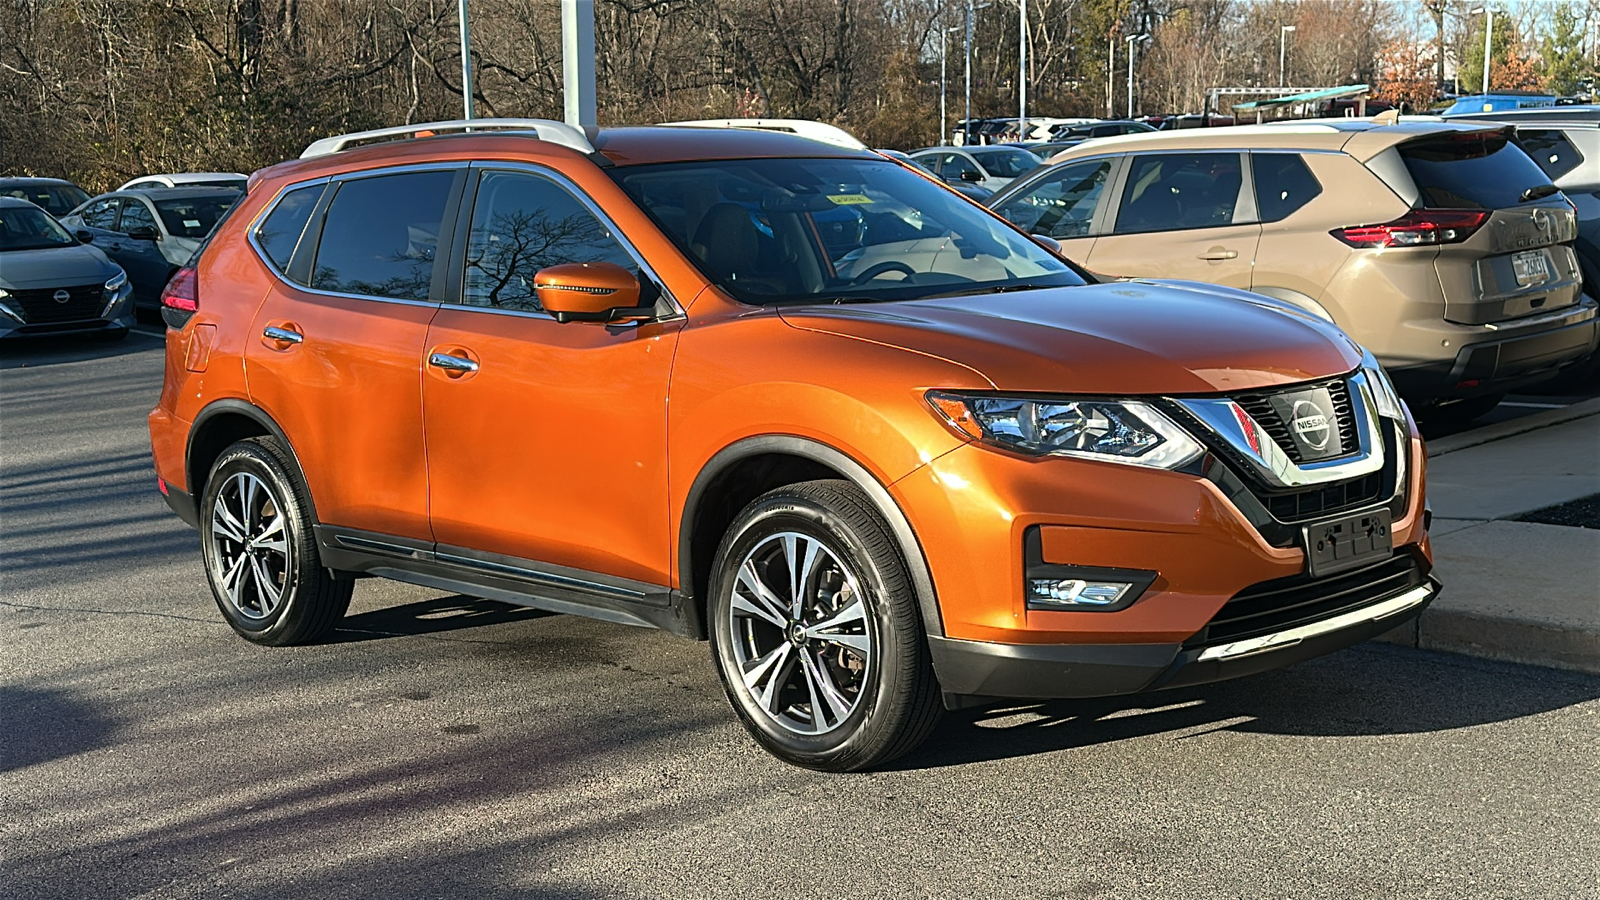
[149,119,1437,771]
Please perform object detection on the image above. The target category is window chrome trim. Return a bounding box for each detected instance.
[245,162,471,306]
[1175,370,1387,488]
[452,161,686,323]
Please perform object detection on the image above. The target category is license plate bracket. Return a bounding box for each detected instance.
[1304,509,1393,578]
[1512,249,1550,287]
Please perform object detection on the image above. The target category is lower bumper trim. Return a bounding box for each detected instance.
[1196,583,1434,661]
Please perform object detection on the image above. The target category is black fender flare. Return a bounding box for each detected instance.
[679,434,944,638]
[186,398,319,524]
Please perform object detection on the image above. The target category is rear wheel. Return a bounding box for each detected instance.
[709,480,940,771]
[199,437,351,645]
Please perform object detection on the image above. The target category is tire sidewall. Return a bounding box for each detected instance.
[199,441,308,642]
[709,489,916,768]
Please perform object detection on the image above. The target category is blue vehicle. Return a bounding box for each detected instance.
[1443,93,1557,115]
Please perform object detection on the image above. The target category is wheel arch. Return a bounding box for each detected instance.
[679,435,943,642]
[187,399,317,523]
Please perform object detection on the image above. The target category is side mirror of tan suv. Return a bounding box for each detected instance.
[534,261,652,324]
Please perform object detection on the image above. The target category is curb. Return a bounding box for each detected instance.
[1425,396,1600,457]
[1376,608,1600,676]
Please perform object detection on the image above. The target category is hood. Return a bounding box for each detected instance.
[778,280,1364,395]
[0,243,118,290]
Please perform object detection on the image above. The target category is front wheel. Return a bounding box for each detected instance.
[199,437,352,646]
[709,480,940,771]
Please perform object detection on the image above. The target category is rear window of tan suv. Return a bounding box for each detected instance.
[1399,132,1555,210]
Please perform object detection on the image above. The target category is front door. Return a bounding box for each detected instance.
[244,167,462,541]
[989,156,1117,265]
[422,166,681,587]
[105,197,173,307]
[1085,151,1260,289]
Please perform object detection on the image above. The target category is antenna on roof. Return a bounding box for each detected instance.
[1372,108,1401,126]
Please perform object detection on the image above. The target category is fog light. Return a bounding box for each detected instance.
[1028,578,1133,609]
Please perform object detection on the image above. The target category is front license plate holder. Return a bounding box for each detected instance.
[1304,509,1393,578]
[1512,249,1551,287]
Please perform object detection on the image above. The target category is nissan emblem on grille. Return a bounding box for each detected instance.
[52,290,70,304]
[1267,386,1346,462]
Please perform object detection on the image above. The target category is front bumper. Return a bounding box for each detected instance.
[931,574,1439,702]
[1387,300,1599,400]
[0,313,135,340]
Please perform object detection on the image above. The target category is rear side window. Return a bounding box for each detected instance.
[1517,129,1585,181]
[1398,132,1555,210]
[461,170,636,313]
[1252,153,1322,223]
[311,171,455,301]
[117,199,158,235]
[256,185,322,272]
[993,158,1112,239]
[1115,152,1243,234]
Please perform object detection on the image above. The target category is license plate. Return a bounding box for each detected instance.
[1512,249,1550,287]
[1304,509,1392,578]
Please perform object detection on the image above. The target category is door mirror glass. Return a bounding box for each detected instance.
[535,262,649,323]
[959,169,985,183]
[75,229,94,244]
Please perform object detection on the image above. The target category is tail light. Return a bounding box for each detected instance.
[160,267,198,312]
[1331,209,1488,248]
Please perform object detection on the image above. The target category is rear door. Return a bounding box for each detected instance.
[244,166,463,541]
[1085,150,1260,288]
[989,156,1119,263]
[1398,131,1582,323]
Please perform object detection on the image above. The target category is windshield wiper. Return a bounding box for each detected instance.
[915,283,1062,301]
[1520,184,1561,202]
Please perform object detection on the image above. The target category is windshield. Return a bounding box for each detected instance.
[0,182,90,216]
[611,157,1083,306]
[155,194,238,238]
[970,148,1042,178]
[0,204,77,251]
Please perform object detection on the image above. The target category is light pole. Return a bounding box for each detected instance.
[1279,25,1296,88]
[1107,30,1116,118]
[1470,6,1494,95]
[941,22,961,145]
[1126,33,1150,120]
[458,0,474,119]
[1018,0,1027,139]
[963,0,992,145]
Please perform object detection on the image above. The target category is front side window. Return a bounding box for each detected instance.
[80,198,119,230]
[939,153,981,180]
[155,194,237,238]
[256,184,324,273]
[311,170,454,301]
[612,156,1081,306]
[1114,152,1243,234]
[993,159,1113,239]
[462,170,636,313]
[117,199,158,235]
[1252,153,1322,223]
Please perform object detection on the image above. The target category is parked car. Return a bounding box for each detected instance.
[1442,92,1558,116]
[878,148,993,202]
[0,176,92,218]
[908,145,1042,192]
[986,118,1599,420]
[150,117,1435,772]
[60,187,240,311]
[118,172,247,191]
[0,197,135,341]
[1048,119,1156,141]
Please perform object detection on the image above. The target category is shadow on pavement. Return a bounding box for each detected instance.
[0,685,119,774]
[892,642,1600,771]
[330,595,555,643]
[0,330,163,369]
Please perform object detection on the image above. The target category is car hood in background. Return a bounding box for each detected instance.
[0,243,118,290]
[778,280,1364,395]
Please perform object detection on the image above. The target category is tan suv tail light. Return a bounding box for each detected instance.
[1330,209,1488,249]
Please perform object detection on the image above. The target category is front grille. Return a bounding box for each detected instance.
[1262,470,1386,522]
[1233,376,1359,464]
[7,283,105,324]
[1191,550,1428,647]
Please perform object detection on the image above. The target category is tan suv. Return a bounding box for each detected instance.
[988,119,1600,420]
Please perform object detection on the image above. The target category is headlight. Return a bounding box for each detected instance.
[1362,361,1405,421]
[928,392,1204,469]
[104,269,127,293]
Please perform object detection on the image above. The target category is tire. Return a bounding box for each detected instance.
[198,437,352,646]
[1420,392,1504,425]
[708,480,940,771]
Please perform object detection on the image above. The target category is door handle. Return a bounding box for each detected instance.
[428,351,479,374]
[263,325,303,345]
[1198,248,1239,261]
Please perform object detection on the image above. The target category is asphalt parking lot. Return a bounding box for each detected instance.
[4,331,1599,900]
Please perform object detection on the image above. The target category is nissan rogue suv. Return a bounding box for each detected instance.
[987,118,1600,421]
[149,119,1437,771]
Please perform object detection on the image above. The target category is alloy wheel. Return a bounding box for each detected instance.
[207,471,292,621]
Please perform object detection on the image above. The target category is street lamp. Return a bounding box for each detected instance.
[1018,0,1027,139]
[1279,25,1296,88]
[1126,33,1151,120]
[1470,6,1494,96]
[964,0,992,145]
[941,22,962,145]
[458,0,475,119]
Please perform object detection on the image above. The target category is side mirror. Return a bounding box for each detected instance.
[534,261,653,324]
[1033,234,1064,255]
[127,225,160,241]
[76,229,94,244]
[960,170,985,183]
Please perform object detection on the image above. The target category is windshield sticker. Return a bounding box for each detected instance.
[183,219,202,229]
[827,194,873,205]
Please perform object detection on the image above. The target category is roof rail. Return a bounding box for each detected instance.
[658,118,868,151]
[299,118,595,159]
